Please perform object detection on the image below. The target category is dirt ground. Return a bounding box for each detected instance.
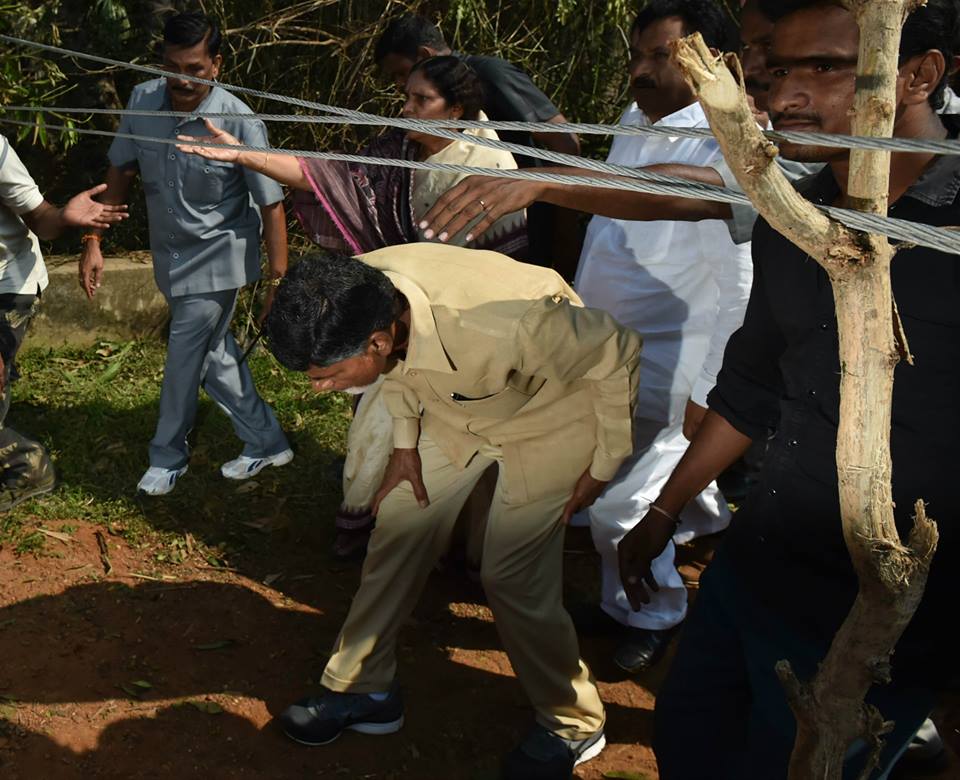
[0,523,957,780]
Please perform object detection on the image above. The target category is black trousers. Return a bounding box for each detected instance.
[653,548,934,779]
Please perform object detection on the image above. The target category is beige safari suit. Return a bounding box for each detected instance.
[322,244,641,739]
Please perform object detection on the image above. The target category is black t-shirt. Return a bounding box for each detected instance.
[455,52,560,167]
[708,123,960,687]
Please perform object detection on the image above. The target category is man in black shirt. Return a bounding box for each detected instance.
[616,1,960,777]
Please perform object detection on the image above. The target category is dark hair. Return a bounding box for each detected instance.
[374,14,448,65]
[408,56,484,120]
[262,253,399,370]
[163,12,222,58]
[632,0,737,51]
[759,0,960,108]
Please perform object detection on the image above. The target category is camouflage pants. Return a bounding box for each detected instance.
[0,292,52,493]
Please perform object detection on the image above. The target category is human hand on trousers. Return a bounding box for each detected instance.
[372,447,430,515]
[559,468,608,525]
[683,399,708,441]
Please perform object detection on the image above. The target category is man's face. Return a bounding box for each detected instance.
[740,3,774,112]
[380,53,419,91]
[766,4,860,161]
[162,39,221,113]
[304,339,391,394]
[628,16,697,121]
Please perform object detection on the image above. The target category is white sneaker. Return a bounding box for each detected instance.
[137,465,188,496]
[220,448,294,480]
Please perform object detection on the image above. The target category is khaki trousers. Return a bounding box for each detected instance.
[321,434,605,739]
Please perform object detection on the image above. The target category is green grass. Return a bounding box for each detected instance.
[3,340,352,559]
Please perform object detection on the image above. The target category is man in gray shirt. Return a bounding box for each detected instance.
[79,12,291,495]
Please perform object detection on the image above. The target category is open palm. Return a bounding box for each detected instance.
[61,184,128,230]
[176,118,242,162]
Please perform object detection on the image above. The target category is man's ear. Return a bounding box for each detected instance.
[417,45,435,61]
[449,103,464,120]
[368,329,395,357]
[900,49,947,106]
[212,53,223,78]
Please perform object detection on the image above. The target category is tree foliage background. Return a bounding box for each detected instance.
[1,0,738,252]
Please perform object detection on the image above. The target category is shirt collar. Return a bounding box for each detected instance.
[383,271,456,374]
[631,100,707,129]
[800,114,960,208]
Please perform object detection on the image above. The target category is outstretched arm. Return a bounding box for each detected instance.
[177,119,311,191]
[421,163,732,243]
[21,183,128,241]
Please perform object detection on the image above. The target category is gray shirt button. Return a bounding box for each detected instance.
[172,252,181,259]
[167,208,173,214]
[167,181,175,187]
[169,154,176,160]
[168,232,175,239]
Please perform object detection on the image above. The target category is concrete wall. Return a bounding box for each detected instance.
[30,254,169,347]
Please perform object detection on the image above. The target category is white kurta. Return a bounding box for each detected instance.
[575,101,754,630]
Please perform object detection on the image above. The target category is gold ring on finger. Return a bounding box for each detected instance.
[478,199,487,210]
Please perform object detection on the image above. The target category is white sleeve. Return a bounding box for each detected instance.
[0,136,44,215]
[691,222,754,407]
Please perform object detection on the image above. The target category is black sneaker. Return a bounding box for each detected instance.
[277,684,404,746]
[501,724,606,780]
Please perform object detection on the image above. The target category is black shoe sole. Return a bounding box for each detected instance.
[281,715,405,747]
[0,478,57,512]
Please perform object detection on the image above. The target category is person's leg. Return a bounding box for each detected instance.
[589,418,689,632]
[653,551,754,779]
[197,289,289,459]
[481,477,604,741]
[322,436,492,693]
[149,292,227,469]
[0,292,55,508]
[0,292,40,428]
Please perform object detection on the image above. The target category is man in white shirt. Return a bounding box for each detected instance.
[0,133,126,510]
[571,0,752,673]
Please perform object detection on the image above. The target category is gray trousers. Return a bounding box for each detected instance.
[149,288,289,469]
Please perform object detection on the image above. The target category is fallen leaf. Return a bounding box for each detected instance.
[131,680,153,689]
[235,481,260,494]
[117,683,142,698]
[263,573,283,586]
[37,528,73,544]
